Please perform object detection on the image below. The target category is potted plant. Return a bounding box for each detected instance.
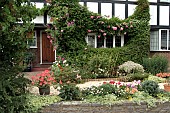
[163,77,170,92]
[156,73,170,92]
[31,70,56,95]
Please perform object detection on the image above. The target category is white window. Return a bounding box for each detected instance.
[86,33,124,48]
[150,29,170,51]
[27,31,37,48]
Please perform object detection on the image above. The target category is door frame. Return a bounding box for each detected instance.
[40,31,56,64]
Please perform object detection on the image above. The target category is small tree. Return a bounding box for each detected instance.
[0,0,38,112]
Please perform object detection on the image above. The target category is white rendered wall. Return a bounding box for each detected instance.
[32,2,44,23]
[160,0,170,2]
[159,6,169,26]
[128,4,136,17]
[101,3,112,18]
[115,3,125,19]
[150,5,157,25]
[87,2,98,13]
[149,0,157,2]
[79,2,84,6]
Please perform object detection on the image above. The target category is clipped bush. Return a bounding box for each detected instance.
[147,75,166,83]
[118,61,145,75]
[141,80,160,97]
[59,84,82,100]
[127,72,149,81]
[142,55,168,75]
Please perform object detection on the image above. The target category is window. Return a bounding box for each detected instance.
[27,31,37,48]
[86,33,124,48]
[150,29,170,51]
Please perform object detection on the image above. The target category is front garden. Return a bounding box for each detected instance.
[26,54,170,113]
[1,0,170,113]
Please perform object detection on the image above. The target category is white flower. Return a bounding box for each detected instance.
[63,60,67,64]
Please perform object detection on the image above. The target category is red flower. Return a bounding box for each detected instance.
[103,81,107,84]
[109,80,115,84]
[117,81,121,85]
[59,80,62,84]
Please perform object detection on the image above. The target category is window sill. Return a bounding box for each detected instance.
[150,50,170,52]
[30,46,38,49]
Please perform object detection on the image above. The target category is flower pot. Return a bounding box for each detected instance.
[39,86,50,95]
[164,84,170,92]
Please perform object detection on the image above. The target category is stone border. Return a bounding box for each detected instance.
[39,101,170,113]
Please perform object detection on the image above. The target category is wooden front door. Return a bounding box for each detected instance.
[42,32,55,63]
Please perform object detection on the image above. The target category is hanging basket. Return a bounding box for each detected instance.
[39,86,50,95]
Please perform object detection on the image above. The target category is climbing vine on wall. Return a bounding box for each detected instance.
[45,0,150,64]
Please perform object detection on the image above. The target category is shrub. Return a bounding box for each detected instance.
[59,84,82,100]
[127,73,150,81]
[51,56,81,84]
[141,80,160,97]
[147,75,166,83]
[142,55,168,75]
[118,61,145,75]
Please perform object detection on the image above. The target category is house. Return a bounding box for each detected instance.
[28,0,170,69]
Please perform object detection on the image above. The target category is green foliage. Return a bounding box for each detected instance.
[59,84,82,100]
[84,94,121,105]
[127,73,149,81]
[132,91,157,108]
[46,0,150,68]
[141,80,160,97]
[24,94,62,113]
[142,55,168,75]
[0,0,38,112]
[147,75,166,83]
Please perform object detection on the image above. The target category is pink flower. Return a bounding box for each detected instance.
[126,25,128,28]
[100,30,104,32]
[62,58,65,61]
[88,30,91,32]
[90,16,94,19]
[120,27,123,31]
[101,21,104,24]
[103,33,106,36]
[47,35,51,39]
[98,35,101,38]
[124,32,127,35]
[97,16,101,18]
[107,26,110,28]
[50,40,53,44]
[112,27,117,30]
[61,30,64,32]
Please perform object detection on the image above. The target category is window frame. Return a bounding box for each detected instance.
[159,29,170,51]
[27,31,37,48]
[86,33,124,48]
